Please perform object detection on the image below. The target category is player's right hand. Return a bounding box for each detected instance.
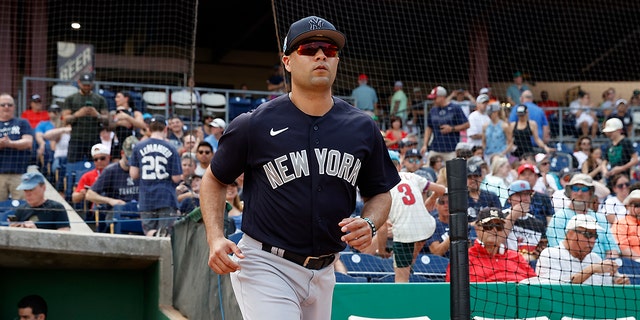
[207,237,244,274]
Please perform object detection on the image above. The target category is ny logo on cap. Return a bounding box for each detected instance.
[308,17,325,30]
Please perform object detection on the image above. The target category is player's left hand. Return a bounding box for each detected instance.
[339,217,373,251]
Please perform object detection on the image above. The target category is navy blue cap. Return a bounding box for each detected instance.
[283,16,345,55]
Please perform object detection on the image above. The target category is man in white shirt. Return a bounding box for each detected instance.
[467,94,491,147]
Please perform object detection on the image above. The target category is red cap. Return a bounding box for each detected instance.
[358,74,368,81]
[517,163,538,175]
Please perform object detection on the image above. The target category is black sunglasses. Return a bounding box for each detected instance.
[574,229,598,239]
[481,223,504,232]
[93,156,107,162]
[198,150,211,155]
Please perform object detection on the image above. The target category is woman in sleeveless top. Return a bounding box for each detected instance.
[483,104,511,163]
[508,104,553,158]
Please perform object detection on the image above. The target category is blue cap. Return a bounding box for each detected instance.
[388,150,400,162]
[508,180,532,196]
[17,172,46,190]
[283,16,346,55]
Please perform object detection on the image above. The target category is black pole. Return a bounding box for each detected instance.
[447,158,470,320]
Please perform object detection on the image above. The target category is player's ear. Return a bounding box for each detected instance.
[282,56,292,73]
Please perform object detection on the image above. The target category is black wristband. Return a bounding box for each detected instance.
[362,217,377,237]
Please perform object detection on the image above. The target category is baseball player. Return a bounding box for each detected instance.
[200,16,400,320]
[129,115,182,237]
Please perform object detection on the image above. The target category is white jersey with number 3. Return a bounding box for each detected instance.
[388,171,436,243]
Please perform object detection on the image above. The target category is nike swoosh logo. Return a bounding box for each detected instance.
[270,127,289,136]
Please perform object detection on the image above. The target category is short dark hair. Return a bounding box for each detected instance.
[197,141,213,152]
[17,294,48,316]
[429,155,443,167]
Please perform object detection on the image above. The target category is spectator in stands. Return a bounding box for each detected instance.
[43,120,71,193]
[612,189,640,260]
[535,214,629,285]
[503,180,547,261]
[598,173,631,225]
[21,94,49,129]
[629,89,640,108]
[130,115,182,237]
[467,161,502,222]
[446,207,536,282]
[194,141,214,177]
[386,150,444,282]
[551,171,574,210]
[17,294,48,320]
[385,116,407,151]
[180,152,196,180]
[598,87,617,120]
[506,71,530,107]
[109,91,145,162]
[402,148,430,181]
[606,98,633,137]
[0,93,34,201]
[573,136,592,170]
[509,90,550,144]
[516,163,555,225]
[266,63,286,99]
[351,73,378,118]
[178,173,201,215]
[410,87,425,135]
[508,105,553,159]
[34,104,62,180]
[86,136,140,232]
[179,132,198,156]
[601,117,638,181]
[425,193,477,258]
[422,154,443,182]
[537,90,559,119]
[197,110,215,140]
[547,173,620,259]
[448,89,476,119]
[482,103,510,164]
[483,156,514,207]
[467,94,490,148]
[389,81,408,125]
[533,153,558,197]
[226,179,244,232]
[62,73,109,163]
[167,115,185,150]
[203,118,225,152]
[397,134,419,160]
[582,146,604,183]
[9,172,69,231]
[569,90,598,139]
[72,143,110,205]
[421,86,470,161]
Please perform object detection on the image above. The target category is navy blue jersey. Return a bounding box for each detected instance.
[16,199,69,230]
[0,118,34,174]
[90,162,139,204]
[210,94,400,256]
[130,137,181,212]
[467,190,502,222]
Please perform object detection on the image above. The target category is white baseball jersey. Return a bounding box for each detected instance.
[388,171,436,243]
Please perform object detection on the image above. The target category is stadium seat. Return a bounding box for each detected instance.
[339,252,394,280]
[142,91,168,116]
[201,93,226,119]
[64,160,94,202]
[252,97,268,109]
[548,152,573,174]
[335,272,368,283]
[171,90,199,121]
[228,231,243,244]
[228,96,253,121]
[99,88,116,112]
[618,258,640,285]
[412,253,449,281]
[51,83,78,105]
[0,199,26,226]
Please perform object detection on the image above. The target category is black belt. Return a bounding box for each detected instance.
[261,243,335,270]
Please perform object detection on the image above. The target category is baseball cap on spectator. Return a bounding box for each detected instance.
[91,144,110,157]
[428,86,447,99]
[513,71,523,78]
[456,142,472,151]
[602,117,623,133]
[479,87,490,95]
[535,153,549,164]
[31,94,41,102]
[517,163,538,175]
[48,104,61,112]
[467,162,482,176]
[516,104,527,115]
[122,136,139,158]
[615,98,628,107]
[79,73,94,84]
[467,155,486,168]
[476,207,505,225]
[508,180,532,196]
[394,81,403,88]
[567,173,594,187]
[565,214,603,232]
[16,172,46,191]
[282,16,345,55]
[633,89,640,96]
[476,94,490,104]
[623,189,640,205]
[149,115,167,125]
[209,118,226,129]
[405,148,422,159]
[358,74,368,81]
[388,150,400,162]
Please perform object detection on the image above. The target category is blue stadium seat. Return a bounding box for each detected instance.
[412,253,449,281]
[99,88,117,112]
[252,97,268,109]
[554,142,574,154]
[548,152,573,174]
[335,272,368,283]
[0,199,26,226]
[228,231,243,244]
[339,252,394,280]
[64,161,95,202]
[618,258,640,285]
[228,97,253,121]
[128,90,144,112]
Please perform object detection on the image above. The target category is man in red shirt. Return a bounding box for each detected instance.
[537,90,559,119]
[72,143,111,205]
[446,207,536,282]
[21,94,50,129]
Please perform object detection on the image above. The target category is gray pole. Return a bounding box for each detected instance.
[447,158,470,319]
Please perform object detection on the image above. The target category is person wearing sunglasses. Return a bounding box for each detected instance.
[601,117,638,182]
[194,141,213,177]
[0,93,35,202]
[200,16,400,320]
[71,144,111,219]
[446,207,536,282]
[547,173,620,260]
[598,173,631,225]
[534,214,629,285]
[612,189,640,260]
[503,180,547,262]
